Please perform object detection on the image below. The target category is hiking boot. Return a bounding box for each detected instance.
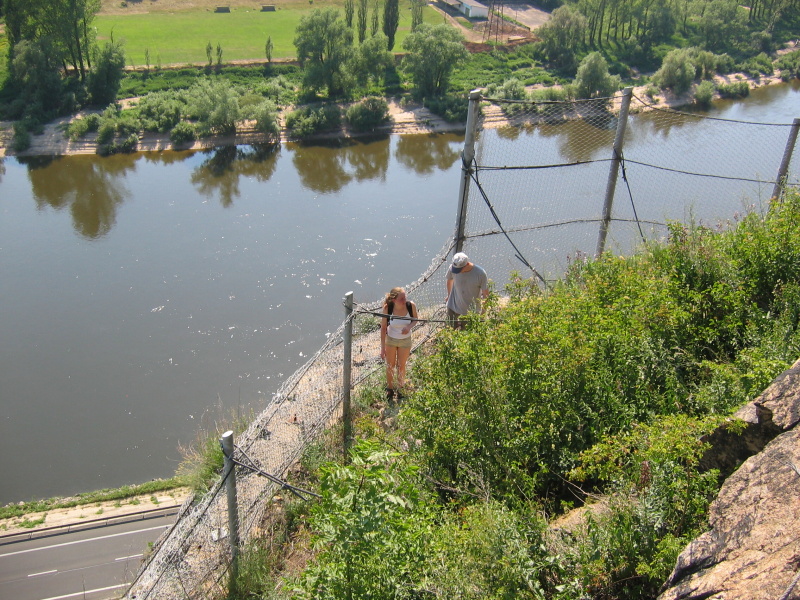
[386,387,395,400]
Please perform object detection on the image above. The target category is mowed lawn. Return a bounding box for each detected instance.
[96,5,445,66]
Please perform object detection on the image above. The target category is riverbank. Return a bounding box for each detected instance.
[0,69,792,158]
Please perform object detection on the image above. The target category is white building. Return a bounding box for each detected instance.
[441,0,490,19]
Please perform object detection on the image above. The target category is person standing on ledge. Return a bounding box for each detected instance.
[445,252,489,329]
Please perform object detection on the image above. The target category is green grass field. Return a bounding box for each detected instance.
[97,5,446,67]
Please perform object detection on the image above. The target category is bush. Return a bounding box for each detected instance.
[694,80,716,108]
[285,104,341,138]
[12,121,31,152]
[250,99,281,140]
[776,50,800,81]
[737,52,774,79]
[137,91,185,133]
[717,81,750,99]
[423,94,468,122]
[345,97,389,132]
[170,121,196,146]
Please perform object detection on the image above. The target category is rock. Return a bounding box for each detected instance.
[658,358,800,600]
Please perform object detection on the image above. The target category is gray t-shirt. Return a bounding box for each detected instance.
[446,264,488,315]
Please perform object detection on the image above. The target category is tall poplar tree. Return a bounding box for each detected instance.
[383,0,400,50]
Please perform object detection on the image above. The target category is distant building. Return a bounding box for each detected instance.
[441,0,490,19]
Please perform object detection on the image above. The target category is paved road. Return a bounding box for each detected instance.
[0,511,176,600]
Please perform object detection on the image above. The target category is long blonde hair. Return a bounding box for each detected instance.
[384,287,404,307]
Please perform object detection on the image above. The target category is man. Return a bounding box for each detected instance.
[445,252,489,329]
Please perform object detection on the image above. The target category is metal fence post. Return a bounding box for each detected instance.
[454,89,483,254]
[772,117,800,202]
[343,291,354,460]
[596,86,634,258]
[220,430,240,595]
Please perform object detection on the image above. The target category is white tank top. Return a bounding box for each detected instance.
[387,307,412,339]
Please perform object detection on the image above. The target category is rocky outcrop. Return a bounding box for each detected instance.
[658,358,800,600]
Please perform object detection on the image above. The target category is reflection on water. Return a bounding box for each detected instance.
[395,134,461,174]
[191,144,280,206]
[21,154,137,239]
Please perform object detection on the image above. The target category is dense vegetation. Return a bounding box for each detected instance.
[231,191,800,599]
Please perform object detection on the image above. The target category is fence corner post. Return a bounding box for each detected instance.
[220,430,240,596]
[596,86,634,259]
[772,117,800,203]
[343,291,354,460]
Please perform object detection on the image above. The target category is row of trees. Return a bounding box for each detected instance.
[537,0,799,70]
[294,7,469,99]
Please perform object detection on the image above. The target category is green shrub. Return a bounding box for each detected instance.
[422,93,468,122]
[737,52,774,78]
[12,121,31,152]
[694,80,716,108]
[137,91,185,132]
[170,121,196,146]
[345,97,389,132]
[717,81,750,98]
[776,50,800,81]
[96,119,117,144]
[285,104,341,138]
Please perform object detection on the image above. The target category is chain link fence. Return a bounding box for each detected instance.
[125,90,799,600]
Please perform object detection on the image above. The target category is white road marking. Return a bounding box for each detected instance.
[40,582,128,600]
[0,524,170,558]
[115,554,143,561]
[28,569,57,577]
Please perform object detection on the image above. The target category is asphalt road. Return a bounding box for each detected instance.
[0,511,176,600]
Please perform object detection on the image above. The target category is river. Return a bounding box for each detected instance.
[1,82,798,505]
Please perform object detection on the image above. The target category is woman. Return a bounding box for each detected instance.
[380,287,417,399]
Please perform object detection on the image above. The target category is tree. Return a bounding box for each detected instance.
[344,0,355,27]
[383,0,400,50]
[11,38,64,114]
[371,0,380,37]
[357,0,369,43]
[5,0,100,81]
[410,0,425,31]
[294,8,356,98]
[265,36,274,63]
[188,78,241,134]
[652,48,696,93]
[88,40,126,105]
[206,41,213,66]
[536,4,587,71]
[350,33,394,87]
[697,0,747,52]
[572,51,620,99]
[402,24,468,98]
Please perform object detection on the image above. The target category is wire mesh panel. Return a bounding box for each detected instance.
[461,93,800,287]
[126,92,798,600]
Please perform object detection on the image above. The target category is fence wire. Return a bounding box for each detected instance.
[126,91,799,600]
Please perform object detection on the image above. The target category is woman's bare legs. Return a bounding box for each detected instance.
[396,346,411,390]
[385,345,398,391]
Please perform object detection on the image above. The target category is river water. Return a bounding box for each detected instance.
[1,83,798,504]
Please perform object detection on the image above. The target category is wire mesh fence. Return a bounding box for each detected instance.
[125,91,799,600]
